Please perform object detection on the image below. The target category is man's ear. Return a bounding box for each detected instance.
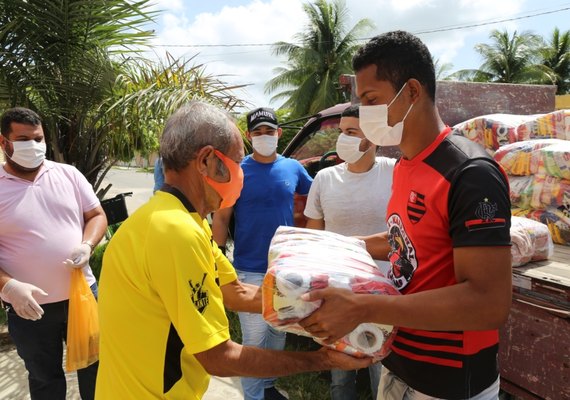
[277,127,283,139]
[407,79,422,103]
[195,145,215,176]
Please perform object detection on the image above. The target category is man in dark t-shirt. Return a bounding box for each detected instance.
[299,31,512,400]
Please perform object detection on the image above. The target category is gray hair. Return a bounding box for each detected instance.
[159,101,235,171]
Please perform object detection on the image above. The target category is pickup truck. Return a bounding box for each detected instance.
[281,84,569,400]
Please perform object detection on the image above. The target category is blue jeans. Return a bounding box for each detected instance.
[378,368,500,400]
[237,270,287,400]
[6,283,99,400]
[331,362,382,400]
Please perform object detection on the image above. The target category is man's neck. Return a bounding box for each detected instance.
[2,161,43,182]
[399,107,446,161]
[251,151,277,164]
[347,152,376,173]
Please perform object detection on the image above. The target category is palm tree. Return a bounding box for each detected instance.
[0,0,156,184]
[0,1,247,190]
[539,28,570,94]
[449,29,547,83]
[265,0,373,118]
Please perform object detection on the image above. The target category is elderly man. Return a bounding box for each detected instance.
[95,101,371,400]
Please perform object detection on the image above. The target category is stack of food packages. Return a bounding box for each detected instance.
[262,226,400,360]
[454,110,570,247]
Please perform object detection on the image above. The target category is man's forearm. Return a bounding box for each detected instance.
[221,280,262,313]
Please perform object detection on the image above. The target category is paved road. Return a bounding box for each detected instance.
[0,167,243,399]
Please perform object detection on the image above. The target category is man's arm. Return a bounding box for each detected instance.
[355,231,391,261]
[194,339,372,378]
[221,279,262,313]
[212,207,233,249]
[305,218,324,230]
[300,246,512,343]
[82,205,107,247]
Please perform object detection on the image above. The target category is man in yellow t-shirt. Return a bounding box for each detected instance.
[96,101,371,400]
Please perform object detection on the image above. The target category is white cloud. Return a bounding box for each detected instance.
[149,0,555,110]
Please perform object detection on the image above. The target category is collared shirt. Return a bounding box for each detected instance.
[0,160,99,303]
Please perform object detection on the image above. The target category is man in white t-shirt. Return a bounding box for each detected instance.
[304,104,395,400]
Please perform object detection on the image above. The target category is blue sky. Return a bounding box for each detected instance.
[146,0,570,110]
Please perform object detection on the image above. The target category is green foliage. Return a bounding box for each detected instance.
[539,28,570,94]
[265,0,373,119]
[89,241,109,282]
[449,29,549,84]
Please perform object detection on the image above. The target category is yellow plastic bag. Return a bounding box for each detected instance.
[66,268,99,372]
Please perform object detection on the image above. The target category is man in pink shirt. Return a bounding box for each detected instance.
[0,107,107,400]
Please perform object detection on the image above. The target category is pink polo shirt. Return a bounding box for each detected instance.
[0,160,99,304]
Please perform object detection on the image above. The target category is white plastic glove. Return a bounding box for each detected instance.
[1,279,48,320]
[63,243,92,268]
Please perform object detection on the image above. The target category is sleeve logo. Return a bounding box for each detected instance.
[189,273,210,314]
[465,198,506,231]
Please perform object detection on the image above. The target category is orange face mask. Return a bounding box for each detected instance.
[203,149,244,209]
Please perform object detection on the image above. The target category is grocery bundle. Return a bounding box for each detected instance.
[262,226,399,360]
[454,110,570,247]
[510,216,554,267]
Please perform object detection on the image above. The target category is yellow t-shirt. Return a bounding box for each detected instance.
[96,190,237,399]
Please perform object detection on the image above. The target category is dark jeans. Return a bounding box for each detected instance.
[5,283,99,400]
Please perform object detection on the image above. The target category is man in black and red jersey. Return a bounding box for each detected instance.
[299,31,512,400]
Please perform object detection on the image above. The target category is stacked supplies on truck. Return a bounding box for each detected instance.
[453,110,570,247]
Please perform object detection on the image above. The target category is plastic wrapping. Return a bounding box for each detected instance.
[516,109,570,141]
[263,226,399,360]
[493,139,562,176]
[512,208,570,246]
[509,174,570,210]
[510,216,554,267]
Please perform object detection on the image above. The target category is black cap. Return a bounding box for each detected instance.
[246,107,278,131]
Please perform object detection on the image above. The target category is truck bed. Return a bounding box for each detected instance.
[499,244,570,400]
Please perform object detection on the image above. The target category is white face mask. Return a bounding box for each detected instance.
[5,139,46,169]
[336,133,366,164]
[359,83,414,146]
[252,135,278,157]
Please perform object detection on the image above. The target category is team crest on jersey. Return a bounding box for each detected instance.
[189,273,209,314]
[407,190,426,224]
[465,198,506,231]
[386,214,417,290]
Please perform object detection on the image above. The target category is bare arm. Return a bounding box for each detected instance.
[83,205,108,246]
[212,207,233,248]
[305,218,324,230]
[300,246,512,343]
[194,339,372,378]
[221,279,262,313]
[355,231,391,261]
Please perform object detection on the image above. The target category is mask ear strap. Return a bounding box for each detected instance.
[388,82,408,108]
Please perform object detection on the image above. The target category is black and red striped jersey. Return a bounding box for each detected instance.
[382,127,511,399]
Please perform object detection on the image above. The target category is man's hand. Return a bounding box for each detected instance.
[1,279,47,320]
[323,348,374,371]
[63,243,92,268]
[299,287,363,344]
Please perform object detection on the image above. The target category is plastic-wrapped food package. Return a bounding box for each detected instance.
[538,141,570,180]
[510,216,554,267]
[452,114,528,154]
[512,207,570,245]
[516,109,570,141]
[493,139,562,176]
[263,226,400,360]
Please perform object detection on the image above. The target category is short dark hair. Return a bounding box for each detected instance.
[341,104,360,118]
[352,31,436,101]
[1,107,42,137]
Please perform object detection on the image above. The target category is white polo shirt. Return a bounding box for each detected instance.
[0,160,99,303]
